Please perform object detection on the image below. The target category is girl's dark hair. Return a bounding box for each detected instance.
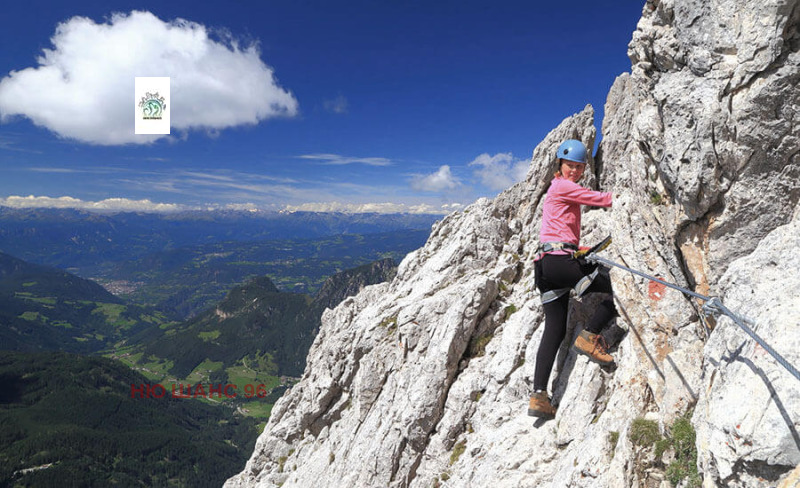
[553,159,585,180]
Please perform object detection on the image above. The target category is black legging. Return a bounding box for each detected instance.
[533,254,617,391]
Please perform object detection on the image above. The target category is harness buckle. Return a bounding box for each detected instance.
[537,242,578,254]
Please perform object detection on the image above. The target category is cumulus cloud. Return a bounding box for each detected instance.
[298,154,393,166]
[410,165,461,193]
[0,194,460,215]
[213,203,269,212]
[0,194,456,215]
[282,201,451,214]
[0,11,298,145]
[0,195,186,212]
[468,152,529,191]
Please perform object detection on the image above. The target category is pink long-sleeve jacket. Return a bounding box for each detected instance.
[538,177,612,255]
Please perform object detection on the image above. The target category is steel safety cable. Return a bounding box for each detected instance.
[586,253,800,383]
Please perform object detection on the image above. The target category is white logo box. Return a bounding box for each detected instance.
[135,77,170,135]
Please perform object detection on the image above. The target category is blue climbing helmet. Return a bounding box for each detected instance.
[556,139,588,164]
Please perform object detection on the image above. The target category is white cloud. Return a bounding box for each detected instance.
[0,11,298,145]
[298,153,393,166]
[28,167,89,174]
[0,194,455,215]
[441,203,465,211]
[410,165,461,193]
[0,195,185,212]
[282,201,451,214]
[468,152,529,191]
[214,203,268,212]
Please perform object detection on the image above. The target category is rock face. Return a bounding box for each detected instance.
[226,1,800,486]
[695,208,800,487]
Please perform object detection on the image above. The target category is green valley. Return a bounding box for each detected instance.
[0,252,174,354]
[100,230,429,319]
[0,351,259,487]
[113,259,397,425]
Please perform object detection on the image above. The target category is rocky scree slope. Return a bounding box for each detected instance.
[227,0,800,486]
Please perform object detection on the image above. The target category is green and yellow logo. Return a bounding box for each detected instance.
[138,92,167,120]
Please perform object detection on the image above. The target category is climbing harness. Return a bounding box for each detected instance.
[540,287,571,304]
[573,267,600,298]
[537,237,611,304]
[538,237,613,304]
[584,250,800,383]
[537,242,578,254]
[536,241,577,304]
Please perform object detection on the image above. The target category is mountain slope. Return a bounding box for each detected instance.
[0,351,258,487]
[226,1,800,486]
[0,252,167,353]
[138,276,311,379]
[130,259,398,379]
[309,258,397,311]
[109,230,427,319]
[0,208,438,275]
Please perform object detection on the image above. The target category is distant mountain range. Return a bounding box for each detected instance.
[0,207,439,275]
[0,207,436,319]
[104,230,428,319]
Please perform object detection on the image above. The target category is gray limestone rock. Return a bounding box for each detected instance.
[694,209,800,487]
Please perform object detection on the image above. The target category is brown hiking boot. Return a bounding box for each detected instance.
[528,391,556,419]
[573,330,615,366]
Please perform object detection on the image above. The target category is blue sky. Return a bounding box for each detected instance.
[0,0,643,214]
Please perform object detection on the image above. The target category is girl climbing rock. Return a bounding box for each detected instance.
[528,139,617,420]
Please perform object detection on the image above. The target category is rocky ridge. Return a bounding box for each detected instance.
[227,0,800,486]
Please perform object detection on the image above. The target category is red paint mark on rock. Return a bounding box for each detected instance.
[648,279,667,301]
